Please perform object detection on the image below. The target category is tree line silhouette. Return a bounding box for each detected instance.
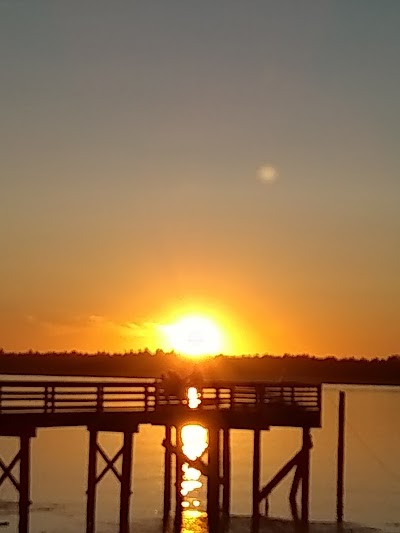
[0,349,399,385]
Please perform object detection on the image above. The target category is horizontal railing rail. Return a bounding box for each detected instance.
[0,380,321,417]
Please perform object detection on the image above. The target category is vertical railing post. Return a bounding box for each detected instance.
[256,384,263,410]
[318,385,322,414]
[155,381,160,411]
[96,386,104,412]
[44,385,49,413]
[50,386,55,413]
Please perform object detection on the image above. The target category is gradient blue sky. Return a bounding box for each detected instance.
[1,1,399,356]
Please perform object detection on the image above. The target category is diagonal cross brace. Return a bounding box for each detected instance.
[258,450,301,502]
[0,452,21,491]
[259,432,313,502]
[162,439,224,481]
[96,444,123,484]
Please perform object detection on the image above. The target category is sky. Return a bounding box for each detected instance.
[1,1,399,357]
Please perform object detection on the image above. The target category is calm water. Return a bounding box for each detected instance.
[0,380,399,532]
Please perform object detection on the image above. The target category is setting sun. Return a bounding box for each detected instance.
[161,315,223,356]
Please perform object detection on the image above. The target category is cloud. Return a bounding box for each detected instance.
[23,313,161,348]
[257,164,279,184]
[88,315,105,324]
[118,321,158,338]
[24,314,85,336]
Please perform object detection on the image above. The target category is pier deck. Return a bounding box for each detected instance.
[0,379,322,533]
[0,379,321,432]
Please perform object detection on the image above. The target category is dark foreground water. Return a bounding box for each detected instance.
[0,383,399,532]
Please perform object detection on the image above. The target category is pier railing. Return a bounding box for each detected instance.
[0,380,321,417]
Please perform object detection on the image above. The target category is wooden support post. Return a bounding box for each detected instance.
[222,428,231,519]
[19,435,31,533]
[86,430,98,533]
[174,426,183,533]
[301,428,310,524]
[337,391,345,523]
[251,429,261,533]
[218,429,222,512]
[289,464,301,522]
[207,425,220,533]
[264,497,269,518]
[163,426,172,525]
[119,432,134,533]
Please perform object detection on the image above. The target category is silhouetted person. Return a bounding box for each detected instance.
[161,371,185,404]
[186,367,204,390]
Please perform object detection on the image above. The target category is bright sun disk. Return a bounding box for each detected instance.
[161,315,222,356]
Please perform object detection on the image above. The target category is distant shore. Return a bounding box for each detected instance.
[0,351,399,386]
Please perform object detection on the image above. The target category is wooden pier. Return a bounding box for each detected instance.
[0,379,322,533]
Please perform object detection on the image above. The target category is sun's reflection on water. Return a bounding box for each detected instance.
[180,510,208,533]
[181,424,208,462]
[179,387,208,526]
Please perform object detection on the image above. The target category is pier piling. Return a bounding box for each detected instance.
[119,432,134,533]
[163,426,172,525]
[19,435,31,533]
[222,428,231,519]
[252,428,261,532]
[207,425,220,533]
[86,430,98,533]
[174,425,183,532]
[337,391,345,523]
[0,432,34,533]
[301,428,311,524]
[85,428,136,533]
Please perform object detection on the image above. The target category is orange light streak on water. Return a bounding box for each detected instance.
[180,387,207,510]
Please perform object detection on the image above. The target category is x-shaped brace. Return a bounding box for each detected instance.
[0,452,21,491]
[95,444,123,484]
